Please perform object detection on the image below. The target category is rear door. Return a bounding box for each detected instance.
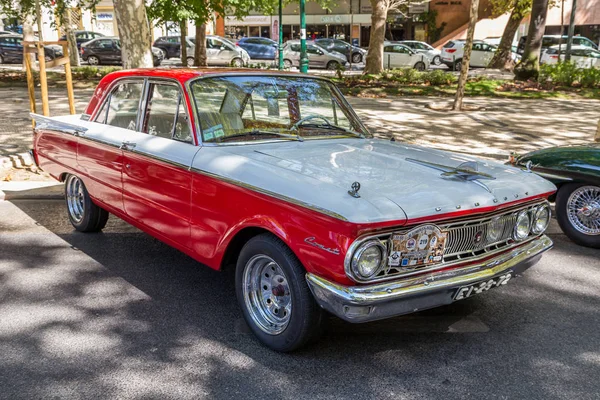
[77,79,145,212]
[122,80,198,247]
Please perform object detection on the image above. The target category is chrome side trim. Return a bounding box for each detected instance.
[130,148,191,171]
[308,235,552,310]
[31,113,88,136]
[343,199,549,284]
[189,166,349,221]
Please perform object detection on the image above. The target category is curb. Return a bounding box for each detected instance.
[0,181,64,201]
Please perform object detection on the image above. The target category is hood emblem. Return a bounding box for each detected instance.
[406,159,496,193]
[348,181,361,198]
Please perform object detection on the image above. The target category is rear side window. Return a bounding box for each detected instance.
[143,83,192,143]
[95,81,143,131]
[443,41,455,48]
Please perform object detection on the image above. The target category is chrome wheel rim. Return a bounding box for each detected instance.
[242,255,291,335]
[433,56,441,65]
[88,56,98,65]
[187,58,194,67]
[567,185,600,235]
[66,175,85,223]
[352,54,362,63]
[232,58,243,67]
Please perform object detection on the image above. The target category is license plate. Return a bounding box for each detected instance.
[454,272,512,301]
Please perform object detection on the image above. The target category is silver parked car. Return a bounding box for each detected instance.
[282,40,349,70]
[184,35,250,67]
[399,40,442,66]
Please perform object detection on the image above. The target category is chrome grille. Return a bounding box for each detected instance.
[363,201,548,283]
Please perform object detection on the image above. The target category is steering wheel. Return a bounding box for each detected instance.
[290,115,332,131]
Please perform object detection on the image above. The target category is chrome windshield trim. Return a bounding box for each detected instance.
[189,166,349,221]
[344,199,550,284]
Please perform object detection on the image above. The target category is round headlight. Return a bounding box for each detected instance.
[486,217,503,242]
[351,241,385,279]
[532,204,551,234]
[513,211,531,241]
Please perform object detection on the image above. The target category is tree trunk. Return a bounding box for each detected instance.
[364,0,387,74]
[112,0,154,68]
[62,8,80,67]
[595,118,600,142]
[180,20,187,66]
[194,22,207,67]
[514,0,550,81]
[22,15,36,70]
[488,5,521,70]
[453,0,480,110]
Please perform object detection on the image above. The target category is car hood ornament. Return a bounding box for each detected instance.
[348,181,361,198]
[406,159,496,192]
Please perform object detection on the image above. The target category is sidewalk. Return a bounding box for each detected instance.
[1,86,597,167]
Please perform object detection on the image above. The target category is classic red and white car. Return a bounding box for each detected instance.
[32,69,556,352]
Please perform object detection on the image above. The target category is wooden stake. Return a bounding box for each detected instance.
[63,42,76,114]
[24,49,37,128]
[35,0,50,116]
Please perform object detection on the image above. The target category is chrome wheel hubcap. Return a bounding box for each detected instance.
[243,255,291,335]
[66,175,85,223]
[567,185,600,235]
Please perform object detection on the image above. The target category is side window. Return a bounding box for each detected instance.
[307,45,321,55]
[383,46,393,52]
[143,83,191,142]
[290,44,300,52]
[168,37,179,43]
[100,82,143,130]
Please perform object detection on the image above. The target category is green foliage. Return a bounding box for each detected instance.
[418,10,446,43]
[71,66,121,80]
[423,69,457,85]
[487,0,532,20]
[539,62,600,88]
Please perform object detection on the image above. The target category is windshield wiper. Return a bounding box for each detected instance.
[298,123,364,138]
[216,129,303,142]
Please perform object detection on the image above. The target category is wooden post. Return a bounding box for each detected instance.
[63,42,76,114]
[24,49,37,128]
[35,0,50,116]
[595,118,600,142]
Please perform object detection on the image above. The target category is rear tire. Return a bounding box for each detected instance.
[186,57,195,67]
[283,59,293,68]
[0,54,4,64]
[326,60,339,70]
[87,55,99,66]
[454,59,463,71]
[556,183,600,248]
[235,233,324,352]
[64,174,109,233]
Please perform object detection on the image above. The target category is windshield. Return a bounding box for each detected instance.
[190,75,369,143]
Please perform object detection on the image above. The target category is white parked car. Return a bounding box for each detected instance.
[398,40,442,65]
[184,35,250,67]
[440,40,519,70]
[382,42,429,70]
[540,45,600,68]
[282,40,349,70]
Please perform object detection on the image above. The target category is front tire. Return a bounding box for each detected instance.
[414,61,426,71]
[65,174,109,232]
[556,183,600,248]
[231,57,244,67]
[0,54,4,64]
[283,59,293,68]
[235,233,324,352]
[351,52,363,63]
[433,55,441,66]
[186,57,195,67]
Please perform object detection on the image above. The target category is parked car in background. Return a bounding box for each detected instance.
[513,144,600,248]
[282,40,349,69]
[184,35,249,67]
[540,45,600,68]
[81,37,163,66]
[0,30,16,35]
[236,37,278,60]
[32,68,555,352]
[314,38,366,63]
[518,34,598,55]
[59,30,104,49]
[441,40,519,70]
[0,34,61,64]
[381,42,429,70]
[398,40,441,65]
[152,35,183,59]
[483,37,502,46]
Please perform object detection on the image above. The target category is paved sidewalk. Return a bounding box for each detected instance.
[1,87,597,162]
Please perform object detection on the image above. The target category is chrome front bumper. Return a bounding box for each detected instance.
[306,235,553,323]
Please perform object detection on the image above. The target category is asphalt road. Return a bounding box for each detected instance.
[1,199,599,399]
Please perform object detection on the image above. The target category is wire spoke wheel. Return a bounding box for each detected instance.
[567,185,600,235]
[243,255,292,335]
[66,175,85,223]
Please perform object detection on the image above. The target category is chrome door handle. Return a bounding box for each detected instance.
[120,141,136,150]
[125,164,131,169]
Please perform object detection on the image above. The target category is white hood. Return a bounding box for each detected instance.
[193,138,556,224]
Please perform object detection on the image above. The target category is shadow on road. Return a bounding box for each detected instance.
[1,199,599,399]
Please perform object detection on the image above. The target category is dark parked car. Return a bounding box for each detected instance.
[236,37,277,60]
[513,144,600,248]
[314,38,366,63]
[0,34,60,64]
[81,37,163,66]
[59,30,104,49]
[153,35,182,59]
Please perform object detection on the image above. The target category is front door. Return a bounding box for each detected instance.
[122,80,198,248]
[307,44,325,68]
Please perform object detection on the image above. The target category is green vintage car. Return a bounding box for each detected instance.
[514,143,600,248]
